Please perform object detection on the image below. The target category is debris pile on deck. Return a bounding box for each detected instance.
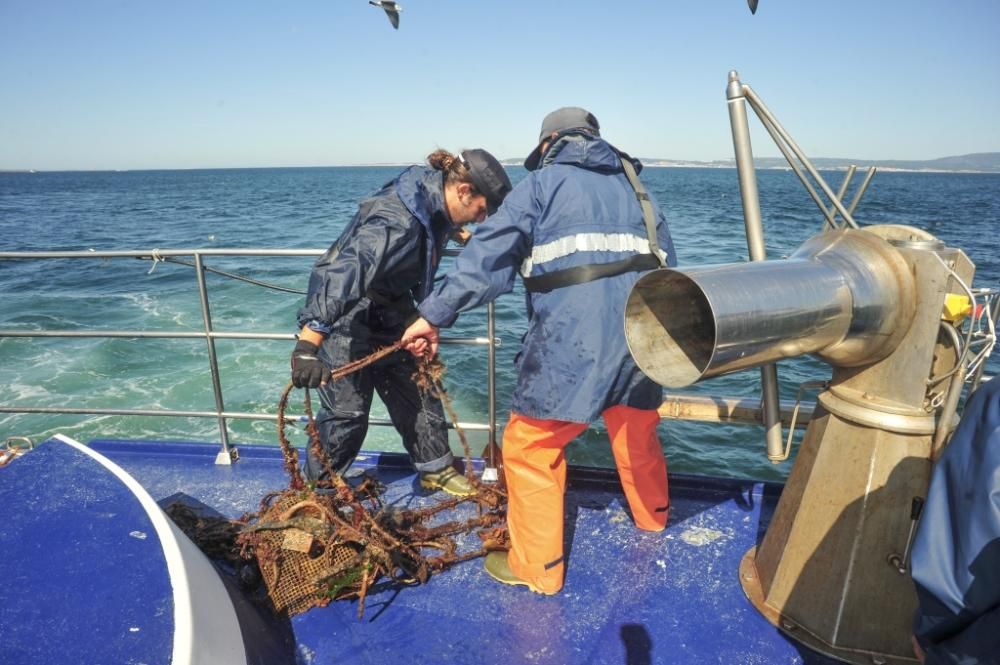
[169,354,509,618]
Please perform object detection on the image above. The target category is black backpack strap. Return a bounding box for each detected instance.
[618,156,666,268]
[522,253,660,294]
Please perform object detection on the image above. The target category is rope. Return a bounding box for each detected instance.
[136,255,307,294]
[330,341,404,381]
[176,340,509,620]
[412,357,476,485]
[147,249,164,274]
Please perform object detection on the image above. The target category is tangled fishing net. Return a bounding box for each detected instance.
[167,345,509,619]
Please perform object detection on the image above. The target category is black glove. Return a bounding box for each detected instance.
[290,340,327,388]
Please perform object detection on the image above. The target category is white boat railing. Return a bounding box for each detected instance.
[0,248,819,466]
[0,248,499,464]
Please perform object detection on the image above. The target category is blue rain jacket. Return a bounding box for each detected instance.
[911,378,1000,663]
[297,166,453,335]
[418,135,677,423]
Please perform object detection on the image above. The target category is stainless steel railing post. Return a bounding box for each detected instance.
[742,85,861,229]
[193,253,233,464]
[487,302,497,448]
[825,165,857,229]
[848,167,878,215]
[726,70,785,462]
[0,250,502,437]
[970,293,1000,391]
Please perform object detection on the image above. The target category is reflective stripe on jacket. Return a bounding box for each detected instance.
[419,135,677,423]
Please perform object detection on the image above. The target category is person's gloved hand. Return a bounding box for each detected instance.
[290,340,327,388]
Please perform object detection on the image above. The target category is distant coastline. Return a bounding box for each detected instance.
[4,152,999,174]
[503,151,1000,174]
[638,163,999,174]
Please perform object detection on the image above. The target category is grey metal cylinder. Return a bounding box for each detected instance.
[624,229,916,388]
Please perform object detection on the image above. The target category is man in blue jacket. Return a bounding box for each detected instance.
[403,108,677,594]
[292,148,512,496]
[910,377,1000,663]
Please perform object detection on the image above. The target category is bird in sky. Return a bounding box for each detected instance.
[748,0,759,14]
[369,1,401,29]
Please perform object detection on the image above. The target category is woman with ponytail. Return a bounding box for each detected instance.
[291,148,512,495]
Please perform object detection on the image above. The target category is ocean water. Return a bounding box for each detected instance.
[1,166,997,483]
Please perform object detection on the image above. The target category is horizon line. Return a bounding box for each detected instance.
[3,152,999,175]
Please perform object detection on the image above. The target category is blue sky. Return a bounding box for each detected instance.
[2,0,998,170]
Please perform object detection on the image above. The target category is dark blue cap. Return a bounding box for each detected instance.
[461,149,512,215]
[524,107,601,171]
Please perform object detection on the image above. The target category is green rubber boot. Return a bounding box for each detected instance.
[483,551,556,595]
[419,466,475,497]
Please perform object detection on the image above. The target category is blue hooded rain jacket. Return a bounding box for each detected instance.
[418,135,677,423]
[911,377,1000,663]
[297,166,454,337]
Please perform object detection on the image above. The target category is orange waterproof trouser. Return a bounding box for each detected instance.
[503,405,669,594]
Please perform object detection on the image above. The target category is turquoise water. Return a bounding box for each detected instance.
[1,167,998,482]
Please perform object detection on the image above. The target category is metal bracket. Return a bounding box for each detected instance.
[775,381,828,462]
[215,445,239,465]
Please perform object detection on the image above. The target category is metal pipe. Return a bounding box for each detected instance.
[970,295,1000,391]
[487,302,497,449]
[743,85,860,229]
[658,392,814,429]
[0,405,493,431]
[848,167,878,215]
[0,247,470,260]
[727,73,766,262]
[827,166,857,230]
[0,396,812,431]
[0,406,258,419]
[754,110,839,230]
[194,253,231,460]
[0,329,491,345]
[0,249,324,259]
[0,330,212,339]
[625,229,916,388]
[727,70,784,461]
[932,323,966,457]
[925,253,977,387]
[2,396,810,431]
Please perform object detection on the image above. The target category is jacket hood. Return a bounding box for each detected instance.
[394,165,450,237]
[541,134,643,175]
[391,165,452,300]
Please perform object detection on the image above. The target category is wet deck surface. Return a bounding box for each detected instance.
[2,439,174,665]
[16,438,843,664]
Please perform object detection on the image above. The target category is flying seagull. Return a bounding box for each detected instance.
[369,1,401,29]
[748,0,759,14]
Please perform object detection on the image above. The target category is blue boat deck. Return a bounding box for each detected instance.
[3,438,843,664]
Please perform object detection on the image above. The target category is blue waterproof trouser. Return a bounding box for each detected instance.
[304,331,452,480]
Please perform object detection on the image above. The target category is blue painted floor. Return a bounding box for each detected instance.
[1,440,174,665]
[85,438,840,665]
[1,438,843,664]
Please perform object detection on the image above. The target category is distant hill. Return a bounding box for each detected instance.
[501,152,1000,173]
[648,152,1000,173]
